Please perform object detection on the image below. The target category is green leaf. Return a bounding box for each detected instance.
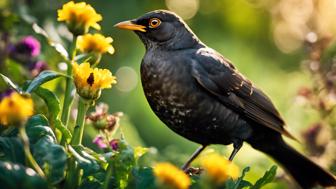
[79,172,106,189]
[32,23,69,59]
[134,146,149,160]
[0,137,24,164]
[34,87,60,118]
[25,115,67,184]
[32,137,67,184]
[231,166,252,189]
[75,53,93,63]
[250,166,277,189]
[128,167,156,189]
[34,87,72,143]
[110,138,136,189]
[0,161,48,189]
[25,114,49,127]
[0,73,21,92]
[25,115,56,144]
[69,145,103,177]
[25,70,66,93]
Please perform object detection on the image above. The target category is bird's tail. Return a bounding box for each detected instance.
[249,135,336,188]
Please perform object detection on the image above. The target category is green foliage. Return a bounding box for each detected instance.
[0,73,21,93]
[128,167,156,189]
[33,87,72,143]
[70,145,104,177]
[24,70,66,93]
[250,166,277,189]
[190,166,277,189]
[26,115,67,184]
[110,138,136,189]
[32,23,69,60]
[0,137,24,163]
[80,172,106,189]
[226,167,252,189]
[0,161,48,189]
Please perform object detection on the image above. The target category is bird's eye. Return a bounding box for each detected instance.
[149,18,161,28]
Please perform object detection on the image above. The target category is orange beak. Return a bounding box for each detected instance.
[114,20,146,32]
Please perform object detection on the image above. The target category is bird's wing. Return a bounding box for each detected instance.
[191,48,296,140]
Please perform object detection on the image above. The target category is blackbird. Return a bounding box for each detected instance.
[115,10,336,188]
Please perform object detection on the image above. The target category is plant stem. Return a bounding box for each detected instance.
[61,36,77,128]
[64,156,81,189]
[103,163,113,189]
[60,64,73,125]
[71,98,89,145]
[19,126,45,178]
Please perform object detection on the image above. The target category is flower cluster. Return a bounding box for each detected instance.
[58,1,116,101]
[88,103,122,150]
[86,103,121,132]
[0,90,33,126]
[93,136,119,150]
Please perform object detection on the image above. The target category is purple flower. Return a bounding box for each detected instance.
[0,89,14,101]
[29,61,49,77]
[109,139,119,150]
[93,136,107,149]
[12,36,41,57]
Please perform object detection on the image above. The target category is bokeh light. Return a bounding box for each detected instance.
[271,0,336,53]
[165,0,199,20]
[115,66,138,92]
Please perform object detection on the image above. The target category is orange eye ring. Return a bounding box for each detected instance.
[149,18,161,28]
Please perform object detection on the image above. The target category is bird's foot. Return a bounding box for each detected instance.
[184,167,203,175]
[181,145,207,171]
[229,141,243,161]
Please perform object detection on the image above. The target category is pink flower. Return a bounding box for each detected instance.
[22,36,41,57]
[12,36,41,57]
[93,136,107,149]
[29,61,49,77]
[109,139,119,150]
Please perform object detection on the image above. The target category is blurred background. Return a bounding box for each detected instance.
[1,0,336,188]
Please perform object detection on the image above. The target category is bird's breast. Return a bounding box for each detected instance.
[140,55,197,126]
[140,50,251,144]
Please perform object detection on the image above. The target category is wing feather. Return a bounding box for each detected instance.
[191,48,296,140]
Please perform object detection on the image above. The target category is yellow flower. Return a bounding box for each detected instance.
[0,92,33,126]
[72,62,116,100]
[153,162,191,189]
[57,1,102,35]
[77,34,115,55]
[200,154,240,184]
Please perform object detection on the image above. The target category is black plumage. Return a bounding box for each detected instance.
[115,10,336,188]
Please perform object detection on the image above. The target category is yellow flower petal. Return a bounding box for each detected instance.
[72,62,116,100]
[153,162,190,189]
[76,33,115,55]
[92,23,101,30]
[57,1,102,34]
[0,92,33,126]
[200,153,240,183]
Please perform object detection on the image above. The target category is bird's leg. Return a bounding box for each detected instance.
[181,145,207,172]
[229,141,243,161]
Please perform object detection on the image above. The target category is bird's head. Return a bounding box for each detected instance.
[114,10,203,50]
